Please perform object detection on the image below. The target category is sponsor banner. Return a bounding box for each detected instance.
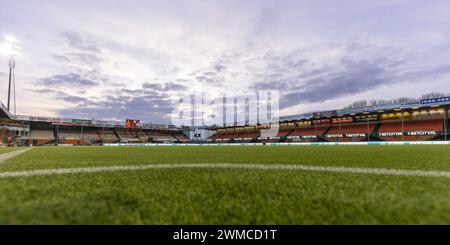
[257,136,280,140]
[379,131,438,137]
[346,133,366,137]
[378,132,403,137]
[406,131,437,136]
[103,141,450,146]
[286,136,300,139]
[326,133,366,138]
[420,97,450,105]
[301,135,317,139]
[326,134,344,138]
[72,119,92,125]
[28,116,63,123]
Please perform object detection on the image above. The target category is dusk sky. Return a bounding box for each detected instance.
[1,0,450,123]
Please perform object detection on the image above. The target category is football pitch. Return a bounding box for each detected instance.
[0,145,449,224]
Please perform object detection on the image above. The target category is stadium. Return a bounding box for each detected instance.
[1,96,449,146]
[1,92,450,225]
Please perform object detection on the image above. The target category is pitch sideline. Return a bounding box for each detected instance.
[0,163,450,178]
[0,148,32,164]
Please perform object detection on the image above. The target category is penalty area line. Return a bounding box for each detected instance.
[0,163,450,178]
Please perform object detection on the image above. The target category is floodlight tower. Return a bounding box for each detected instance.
[7,56,16,114]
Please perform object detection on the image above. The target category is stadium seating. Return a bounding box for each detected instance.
[31,130,54,139]
[116,129,149,143]
[326,123,376,142]
[56,126,97,145]
[277,128,294,137]
[286,125,329,142]
[208,131,240,142]
[30,129,54,146]
[379,119,443,132]
[234,130,260,141]
[289,126,329,136]
[378,119,443,141]
[172,132,190,143]
[98,128,120,143]
[151,135,177,142]
[146,130,177,143]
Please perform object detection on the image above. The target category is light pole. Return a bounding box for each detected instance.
[3,36,21,114]
[7,57,15,113]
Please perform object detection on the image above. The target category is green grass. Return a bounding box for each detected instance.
[2,145,450,171]
[0,145,449,224]
[0,147,22,154]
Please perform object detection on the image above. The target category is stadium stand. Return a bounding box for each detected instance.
[172,131,190,143]
[277,128,294,137]
[207,130,240,142]
[378,119,443,141]
[57,126,91,145]
[98,128,120,143]
[79,127,101,144]
[2,96,450,145]
[146,130,177,143]
[115,128,149,143]
[29,123,55,146]
[287,125,329,142]
[326,123,376,142]
[234,130,260,142]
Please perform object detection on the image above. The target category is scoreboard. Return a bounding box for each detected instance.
[125,119,141,129]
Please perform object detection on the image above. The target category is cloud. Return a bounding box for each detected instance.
[6,1,450,121]
[32,82,180,123]
[57,89,175,123]
[143,82,187,92]
[31,88,99,106]
[250,40,450,110]
[213,63,226,72]
[60,30,100,54]
[36,73,99,87]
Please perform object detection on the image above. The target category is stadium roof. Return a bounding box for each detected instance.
[280,96,450,122]
[0,101,10,119]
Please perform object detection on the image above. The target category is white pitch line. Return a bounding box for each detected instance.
[0,148,32,164]
[0,163,450,179]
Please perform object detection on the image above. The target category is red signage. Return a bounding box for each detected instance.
[125,119,141,129]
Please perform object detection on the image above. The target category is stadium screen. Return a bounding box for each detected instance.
[125,119,141,129]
